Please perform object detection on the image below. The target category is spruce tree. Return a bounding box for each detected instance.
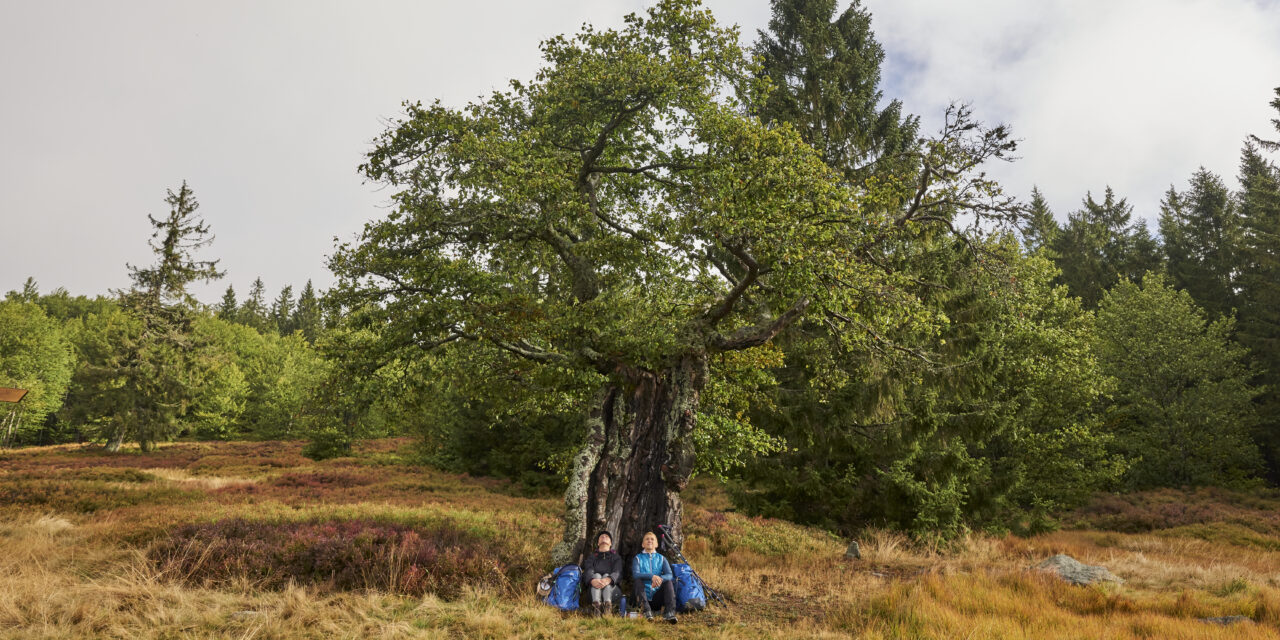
[292,280,322,343]
[1159,168,1241,318]
[7,277,40,303]
[737,0,1072,536]
[271,285,294,336]
[755,0,918,185]
[217,285,238,322]
[1130,219,1162,276]
[1050,187,1160,308]
[1020,186,1060,254]
[1251,86,1280,152]
[240,277,269,332]
[1237,136,1280,480]
[114,181,223,451]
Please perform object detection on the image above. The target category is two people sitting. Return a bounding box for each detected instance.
[580,530,679,623]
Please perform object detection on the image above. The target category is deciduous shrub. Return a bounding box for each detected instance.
[302,428,352,461]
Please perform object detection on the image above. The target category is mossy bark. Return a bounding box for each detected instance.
[552,353,707,566]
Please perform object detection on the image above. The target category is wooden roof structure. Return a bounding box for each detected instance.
[0,388,29,403]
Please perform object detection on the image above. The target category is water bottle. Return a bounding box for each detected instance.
[619,595,627,617]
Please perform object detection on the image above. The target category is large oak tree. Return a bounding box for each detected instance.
[331,0,1016,563]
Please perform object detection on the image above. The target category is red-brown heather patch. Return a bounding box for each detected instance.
[0,440,312,476]
[148,517,536,599]
[1066,488,1280,535]
[273,471,378,489]
[0,477,202,513]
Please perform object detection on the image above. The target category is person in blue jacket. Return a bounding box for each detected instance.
[631,531,677,623]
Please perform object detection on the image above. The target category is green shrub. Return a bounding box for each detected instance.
[303,428,352,461]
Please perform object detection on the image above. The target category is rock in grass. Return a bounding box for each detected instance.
[1036,554,1123,586]
[1199,616,1251,626]
[845,541,861,560]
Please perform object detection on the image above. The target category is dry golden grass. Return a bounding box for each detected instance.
[2,439,1279,638]
[144,467,258,490]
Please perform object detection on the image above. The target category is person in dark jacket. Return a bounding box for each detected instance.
[631,531,677,623]
[580,530,622,617]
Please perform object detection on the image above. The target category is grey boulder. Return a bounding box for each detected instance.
[1199,615,1251,626]
[845,540,861,559]
[1036,554,1123,586]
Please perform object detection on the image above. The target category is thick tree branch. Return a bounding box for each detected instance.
[576,96,653,188]
[489,337,611,371]
[588,162,693,175]
[710,296,810,351]
[703,240,760,328]
[492,338,571,364]
[539,226,601,302]
[705,250,739,287]
[592,207,655,242]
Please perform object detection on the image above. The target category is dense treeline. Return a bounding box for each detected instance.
[1,279,408,454]
[2,0,1279,543]
[0,186,399,455]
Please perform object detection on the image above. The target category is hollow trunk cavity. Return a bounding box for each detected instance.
[552,353,707,566]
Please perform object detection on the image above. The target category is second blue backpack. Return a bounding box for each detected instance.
[672,563,706,612]
[544,564,581,611]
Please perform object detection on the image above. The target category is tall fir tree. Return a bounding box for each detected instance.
[1250,86,1280,152]
[1050,187,1161,308]
[239,277,269,333]
[217,285,238,322]
[1238,116,1280,480]
[292,280,323,343]
[755,0,918,185]
[113,181,223,451]
[1159,168,1241,318]
[271,285,295,336]
[1131,218,1161,275]
[1020,186,1060,254]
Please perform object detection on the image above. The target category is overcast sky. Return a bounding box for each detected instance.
[2,0,1278,303]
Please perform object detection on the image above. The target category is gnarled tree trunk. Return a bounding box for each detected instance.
[552,353,707,566]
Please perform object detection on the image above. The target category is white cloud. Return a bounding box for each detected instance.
[866,0,1280,221]
[0,0,1277,299]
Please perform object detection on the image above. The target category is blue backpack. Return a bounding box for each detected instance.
[672,563,706,612]
[543,564,581,611]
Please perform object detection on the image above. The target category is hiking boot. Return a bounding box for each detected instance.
[663,609,678,624]
[642,604,654,621]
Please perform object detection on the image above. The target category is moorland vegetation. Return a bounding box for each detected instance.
[3,439,1280,638]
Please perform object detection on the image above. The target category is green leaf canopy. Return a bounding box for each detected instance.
[333,0,1012,382]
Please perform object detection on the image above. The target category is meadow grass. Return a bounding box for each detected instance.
[2,439,1278,638]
